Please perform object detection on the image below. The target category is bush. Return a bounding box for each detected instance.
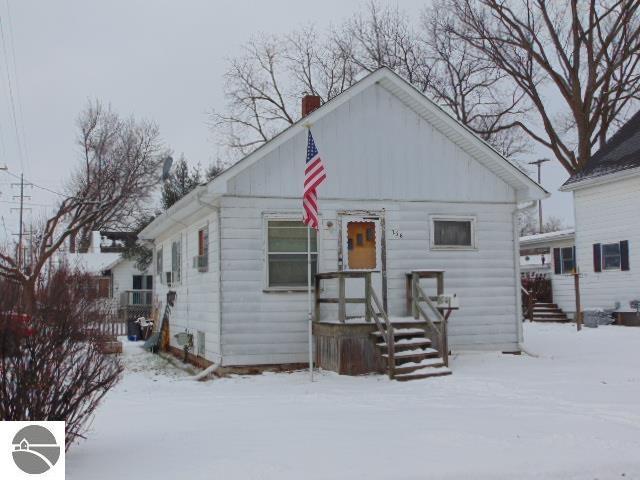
[0,268,123,449]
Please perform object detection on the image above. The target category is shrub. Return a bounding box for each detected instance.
[0,268,123,449]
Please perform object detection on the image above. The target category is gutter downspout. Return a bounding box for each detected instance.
[513,200,536,350]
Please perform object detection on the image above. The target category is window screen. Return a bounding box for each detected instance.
[433,220,473,247]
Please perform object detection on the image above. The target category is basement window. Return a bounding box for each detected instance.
[266,220,317,289]
[431,217,476,249]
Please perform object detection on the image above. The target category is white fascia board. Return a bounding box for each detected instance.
[559,166,640,192]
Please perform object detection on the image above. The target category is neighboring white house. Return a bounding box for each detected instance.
[559,110,640,313]
[140,67,547,368]
[58,231,150,307]
[520,229,576,317]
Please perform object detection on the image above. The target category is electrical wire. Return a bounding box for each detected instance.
[0,168,66,197]
[0,12,24,172]
[3,0,31,176]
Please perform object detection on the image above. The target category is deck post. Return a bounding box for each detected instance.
[338,275,346,323]
[436,272,444,296]
[314,275,321,322]
[411,272,419,319]
[364,272,372,323]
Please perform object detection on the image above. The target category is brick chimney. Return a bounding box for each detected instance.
[301,95,321,117]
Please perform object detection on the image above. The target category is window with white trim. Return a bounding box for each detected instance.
[431,217,475,249]
[266,220,317,288]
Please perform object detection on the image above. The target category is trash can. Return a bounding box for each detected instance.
[127,320,141,341]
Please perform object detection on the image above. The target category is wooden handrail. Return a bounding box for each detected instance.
[410,272,449,367]
[520,285,534,322]
[367,280,395,379]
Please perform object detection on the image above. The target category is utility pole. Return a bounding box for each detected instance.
[11,174,31,269]
[528,158,550,233]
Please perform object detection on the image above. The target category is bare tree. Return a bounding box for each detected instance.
[440,0,640,174]
[423,7,530,157]
[0,101,165,310]
[212,1,529,159]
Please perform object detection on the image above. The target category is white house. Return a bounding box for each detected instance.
[559,110,640,317]
[140,67,547,372]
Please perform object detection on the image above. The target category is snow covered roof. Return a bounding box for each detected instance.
[562,109,640,190]
[61,252,121,275]
[141,67,548,240]
[519,229,575,248]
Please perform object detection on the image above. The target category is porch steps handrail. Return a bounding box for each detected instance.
[365,275,395,379]
[410,273,449,367]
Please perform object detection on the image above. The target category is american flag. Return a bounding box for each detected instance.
[303,130,326,230]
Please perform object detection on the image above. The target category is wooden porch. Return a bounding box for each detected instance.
[313,269,456,381]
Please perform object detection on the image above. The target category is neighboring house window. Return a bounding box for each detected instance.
[132,275,153,290]
[131,275,152,304]
[94,277,111,299]
[156,247,163,280]
[266,219,317,288]
[171,238,182,284]
[553,246,575,274]
[195,226,209,272]
[593,241,630,272]
[602,243,621,270]
[431,217,475,248]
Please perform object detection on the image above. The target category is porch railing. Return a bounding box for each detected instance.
[521,285,534,322]
[315,271,395,379]
[406,270,449,367]
[119,289,153,307]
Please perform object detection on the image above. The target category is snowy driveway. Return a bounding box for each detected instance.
[67,323,640,480]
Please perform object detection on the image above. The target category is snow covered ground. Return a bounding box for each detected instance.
[67,323,640,480]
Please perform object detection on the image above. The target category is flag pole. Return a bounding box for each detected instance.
[307,224,314,382]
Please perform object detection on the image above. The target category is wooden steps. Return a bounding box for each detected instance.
[371,327,451,381]
[532,303,570,322]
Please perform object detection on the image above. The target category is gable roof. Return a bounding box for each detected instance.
[562,109,640,190]
[141,67,547,240]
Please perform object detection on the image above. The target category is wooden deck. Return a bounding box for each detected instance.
[314,270,454,380]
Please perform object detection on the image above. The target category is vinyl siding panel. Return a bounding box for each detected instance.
[227,83,516,204]
[219,196,520,366]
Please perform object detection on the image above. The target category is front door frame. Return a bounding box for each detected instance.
[337,209,387,312]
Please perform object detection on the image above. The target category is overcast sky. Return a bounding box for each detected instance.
[0,0,574,241]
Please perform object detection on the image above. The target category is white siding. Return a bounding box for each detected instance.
[574,175,640,310]
[219,196,520,366]
[154,208,222,362]
[227,83,515,204]
[110,259,147,301]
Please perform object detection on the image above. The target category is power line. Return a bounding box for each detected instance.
[0,11,24,172]
[3,0,31,176]
[1,167,65,197]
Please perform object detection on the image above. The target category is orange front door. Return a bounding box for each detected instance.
[346,221,377,270]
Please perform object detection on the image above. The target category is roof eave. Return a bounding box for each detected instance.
[560,165,640,192]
